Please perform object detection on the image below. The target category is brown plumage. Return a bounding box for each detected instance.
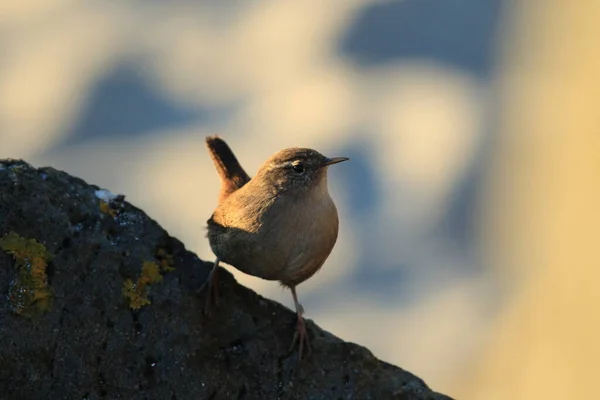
[202,135,348,359]
[205,136,250,203]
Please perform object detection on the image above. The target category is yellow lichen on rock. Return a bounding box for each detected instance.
[122,261,165,309]
[0,232,54,317]
[155,248,176,272]
[99,200,117,217]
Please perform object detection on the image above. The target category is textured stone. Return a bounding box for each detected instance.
[0,159,452,400]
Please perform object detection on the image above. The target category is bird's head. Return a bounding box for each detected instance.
[255,148,348,193]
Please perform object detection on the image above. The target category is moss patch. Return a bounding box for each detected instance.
[0,232,54,317]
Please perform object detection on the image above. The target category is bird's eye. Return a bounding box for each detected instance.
[291,162,304,173]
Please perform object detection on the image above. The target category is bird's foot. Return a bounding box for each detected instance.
[203,278,219,317]
[198,260,220,317]
[289,314,311,360]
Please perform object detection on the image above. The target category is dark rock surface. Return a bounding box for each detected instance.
[0,160,453,400]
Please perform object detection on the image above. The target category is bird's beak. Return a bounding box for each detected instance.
[321,157,349,168]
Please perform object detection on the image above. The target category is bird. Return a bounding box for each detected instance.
[202,135,348,359]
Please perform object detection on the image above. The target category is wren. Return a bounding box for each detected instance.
[202,136,348,359]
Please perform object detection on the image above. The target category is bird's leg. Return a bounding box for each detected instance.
[198,258,220,316]
[288,286,311,359]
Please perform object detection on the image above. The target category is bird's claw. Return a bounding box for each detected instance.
[289,315,311,360]
[200,262,220,317]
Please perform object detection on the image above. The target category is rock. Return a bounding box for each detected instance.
[0,159,453,400]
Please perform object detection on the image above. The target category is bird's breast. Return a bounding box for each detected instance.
[259,188,339,286]
[208,186,340,286]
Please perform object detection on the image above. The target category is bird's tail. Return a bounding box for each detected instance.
[205,136,251,202]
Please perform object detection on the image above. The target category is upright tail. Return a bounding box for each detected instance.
[205,136,251,203]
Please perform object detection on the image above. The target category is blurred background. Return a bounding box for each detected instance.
[1,1,598,398]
